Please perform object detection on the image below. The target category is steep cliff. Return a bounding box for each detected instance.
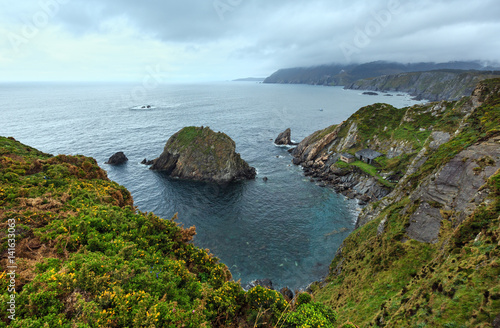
[150,126,256,183]
[264,61,499,87]
[310,79,500,327]
[345,70,500,101]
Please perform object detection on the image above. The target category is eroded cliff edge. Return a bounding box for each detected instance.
[302,78,500,327]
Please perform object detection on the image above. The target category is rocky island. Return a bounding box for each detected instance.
[150,126,256,183]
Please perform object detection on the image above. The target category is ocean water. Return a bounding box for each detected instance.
[0,81,423,290]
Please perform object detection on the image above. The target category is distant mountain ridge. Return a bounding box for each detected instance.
[263,61,500,86]
[233,77,265,82]
[345,69,500,101]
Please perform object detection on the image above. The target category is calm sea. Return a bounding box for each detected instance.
[0,81,423,290]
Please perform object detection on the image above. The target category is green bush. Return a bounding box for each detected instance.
[285,302,338,328]
[295,292,313,306]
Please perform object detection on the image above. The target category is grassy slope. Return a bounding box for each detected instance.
[0,137,342,328]
[314,79,500,327]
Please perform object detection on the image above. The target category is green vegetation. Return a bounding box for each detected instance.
[350,161,394,188]
[0,136,337,327]
[170,126,231,157]
[309,124,338,144]
[333,159,394,188]
[314,79,500,327]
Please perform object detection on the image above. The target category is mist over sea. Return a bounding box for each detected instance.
[0,81,424,290]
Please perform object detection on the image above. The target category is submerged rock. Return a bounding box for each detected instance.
[150,126,256,183]
[105,152,128,165]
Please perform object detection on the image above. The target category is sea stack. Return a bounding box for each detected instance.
[105,152,128,165]
[275,128,297,145]
[150,126,256,183]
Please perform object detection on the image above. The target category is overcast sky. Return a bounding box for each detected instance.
[1,0,499,82]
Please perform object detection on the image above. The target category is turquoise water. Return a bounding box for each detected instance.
[0,81,423,290]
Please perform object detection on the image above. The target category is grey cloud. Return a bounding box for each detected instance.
[2,0,499,81]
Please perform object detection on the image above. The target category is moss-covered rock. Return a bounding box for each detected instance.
[150,126,256,183]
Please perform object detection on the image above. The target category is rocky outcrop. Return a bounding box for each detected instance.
[141,158,154,165]
[105,152,128,165]
[274,128,294,145]
[406,138,500,243]
[292,124,341,165]
[244,279,274,291]
[150,126,256,183]
[345,70,500,101]
[312,79,500,327]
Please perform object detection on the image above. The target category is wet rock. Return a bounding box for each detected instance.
[275,128,294,145]
[280,287,294,303]
[245,279,274,290]
[105,152,128,165]
[141,158,154,165]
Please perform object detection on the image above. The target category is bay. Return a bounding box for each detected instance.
[0,81,424,290]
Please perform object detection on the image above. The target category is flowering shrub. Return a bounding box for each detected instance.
[285,302,338,328]
[0,136,358,328]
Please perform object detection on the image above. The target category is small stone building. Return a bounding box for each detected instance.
[340,153,355,163]
[355,149,383,164]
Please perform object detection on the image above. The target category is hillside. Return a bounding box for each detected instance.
[289,79,500,327]
[0,137,353,327]
[345,70,500,101]
[263,61,499,87]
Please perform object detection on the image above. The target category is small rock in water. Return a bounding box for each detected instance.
[105,152,128,165]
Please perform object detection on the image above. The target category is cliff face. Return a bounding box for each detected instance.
[263,61,499,87]
[345,70,500,101]
[150,126,256,183]
[309,79,500,327]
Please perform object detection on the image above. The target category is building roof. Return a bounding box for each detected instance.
[341,153,355,159]
[355,149,383,159]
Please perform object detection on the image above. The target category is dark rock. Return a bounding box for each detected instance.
[280,287,294,302]
[147,105,151,108]
[492,313,500,328]
[150,126,256,183]
[288,147,296,153]
[141,158,154,165]
[362,91,379,96]
[105,152,128,165]
[245,279,274,290]
[262,177,268,182]
[275,128,292,145]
